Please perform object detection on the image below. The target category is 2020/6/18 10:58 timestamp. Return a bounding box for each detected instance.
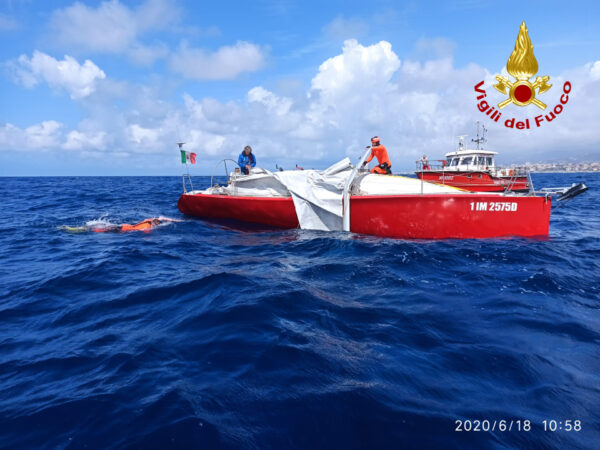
[454,419,582,432]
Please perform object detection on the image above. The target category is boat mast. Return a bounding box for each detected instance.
[472,121,487,150]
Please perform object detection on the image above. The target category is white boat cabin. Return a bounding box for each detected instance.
[419,127,525,178]
[444,149,497,171]
[443,136,497,171]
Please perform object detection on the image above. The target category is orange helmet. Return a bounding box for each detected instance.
[371,136,380,145]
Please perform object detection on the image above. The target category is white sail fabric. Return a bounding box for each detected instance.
[272,158,353,231]
[201,168,289,197]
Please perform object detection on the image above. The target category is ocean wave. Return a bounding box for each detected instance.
[0,174,598,448]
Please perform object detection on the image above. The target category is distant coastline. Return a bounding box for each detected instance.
[525,162,600,173]
[530,170,600,173]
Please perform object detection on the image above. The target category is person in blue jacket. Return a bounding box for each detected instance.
[238,145,256,175]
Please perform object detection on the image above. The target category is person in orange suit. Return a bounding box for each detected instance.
[364,136,392,174]
[120,218,161,231]
[92,218,162,233]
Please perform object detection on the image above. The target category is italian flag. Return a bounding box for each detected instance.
[180,150,197,164]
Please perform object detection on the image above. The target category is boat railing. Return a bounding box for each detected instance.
[210,159,240,188]
[182,173,194,193]
[417,160,498,173]
[492,166,529,178]
[503,166,532,193]
[416,160,448,190]
[416,160,447,172]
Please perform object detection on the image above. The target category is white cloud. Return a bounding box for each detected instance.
[128,124,160,147]
[311,40,400,100]
[63,130,107,150]
[127,42,169,66]
[48,0,179,65]
[248,86,292,115]
[11,51,106,99]
[0,121,64,151]
[590,61,600,81]
[169,41,266,80]
[3,42,599,171]
[50,0,135,53]
[186,129,226,155]
[172,41,597,166]
[0,120,112,154]
[26,121,64,148]
[0,13,18,31]
[135,0,181,32]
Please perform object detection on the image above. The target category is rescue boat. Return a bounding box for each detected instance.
[416,123,529,192]
[178,147,556,240]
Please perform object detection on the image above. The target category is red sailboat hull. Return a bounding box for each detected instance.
[178,194,300,228]
[178,193,551,239]
[416,171,529,192]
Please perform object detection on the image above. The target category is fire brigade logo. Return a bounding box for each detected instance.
[493,21,552,110]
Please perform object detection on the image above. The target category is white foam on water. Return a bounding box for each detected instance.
[156,216,182,227]
[85,214,118,228]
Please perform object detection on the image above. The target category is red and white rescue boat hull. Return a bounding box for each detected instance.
[416,171,529,192]
[178,193,551,239]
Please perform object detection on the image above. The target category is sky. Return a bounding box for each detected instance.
[0,0,599,175]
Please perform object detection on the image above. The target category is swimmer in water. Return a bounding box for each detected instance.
[93,218,162,233]
[62,217,178,233]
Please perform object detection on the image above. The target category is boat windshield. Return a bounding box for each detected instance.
[486,157,493,166]
[450,158,459,166]
[461,157,473,165]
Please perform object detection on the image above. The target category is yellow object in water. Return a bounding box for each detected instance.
[60,225,88,233]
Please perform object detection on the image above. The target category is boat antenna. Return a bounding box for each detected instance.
[457,135,467,150]
[471,121,487,150]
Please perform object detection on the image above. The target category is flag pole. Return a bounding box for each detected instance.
[187,161,193,191]
[178,142,193,192]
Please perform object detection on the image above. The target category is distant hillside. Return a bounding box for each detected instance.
[525,162,600,173]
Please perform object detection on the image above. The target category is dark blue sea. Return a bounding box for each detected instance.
[0,173,598,449]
